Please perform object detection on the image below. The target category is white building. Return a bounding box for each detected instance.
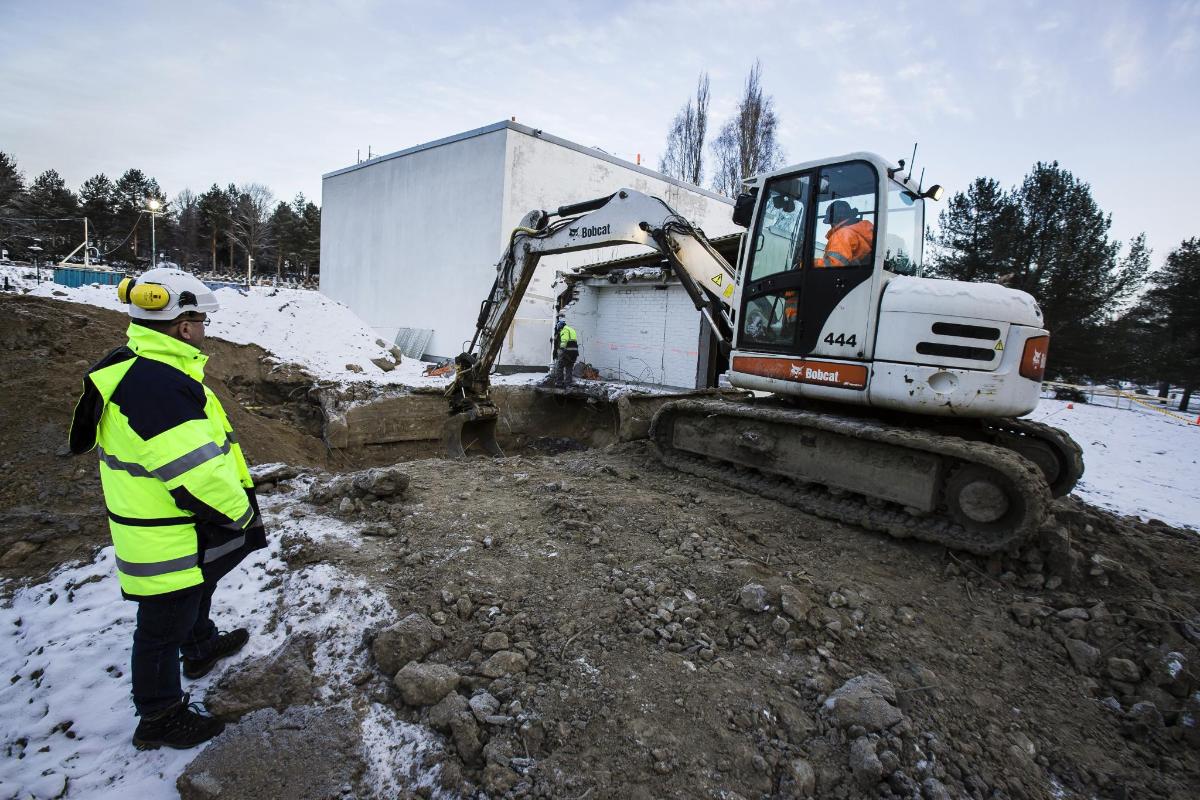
[319,120,737,366]
[558,236,741,389]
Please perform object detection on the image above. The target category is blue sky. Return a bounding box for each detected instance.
[2,0,1196,265]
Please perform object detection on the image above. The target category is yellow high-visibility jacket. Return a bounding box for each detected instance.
[558,324,579,350]
[69,323,265,599]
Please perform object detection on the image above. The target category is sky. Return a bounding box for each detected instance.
[1,0,1197,266]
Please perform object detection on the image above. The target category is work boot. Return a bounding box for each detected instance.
[132,694,225,750]
[182,628,249,679]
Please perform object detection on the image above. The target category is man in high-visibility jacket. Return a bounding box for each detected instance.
[814,200,875,268]
[553,318,580,387]
[69,267,267,750]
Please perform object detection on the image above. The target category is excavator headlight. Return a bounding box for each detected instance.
[1019,335,1050,381]
[923,184,945,201]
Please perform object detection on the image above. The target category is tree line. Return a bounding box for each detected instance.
[0,152,320,280]
[657,68,1195,407]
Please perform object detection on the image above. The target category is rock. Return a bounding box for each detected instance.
[482,631,510,652]
[1180,691,1200,746]
[894,606,917,626]
[1146,651,1190,697]
[780,585,812,621]
[251,463,302,485]
[1009,601,1046,627]
[205,635,317,720]
[739,583,768,612]
[1107,657,1141,683]
[1064,639,1100,675]
[479,650,528,678]
[372,614,445,675]
[921,776,953,800]
[0,541,40,567]
[177,705,360,800]
[338,496,354,514]
[786,757,816,796]
[451,714,483,765]
[849,736,884,789]
[823,673,903,732]
[469,691,501,722]
[345,363,364,373]
[773,701,816,742]
[394,662,460,706]
[388,346,404,363]
[772,616,791,635]
[1056,607,1089,621]
[427,692,469,732]
[370,356,395,372]
[1127,701,1164,740]
[352,467,410,499]
[828,591,847,609]
[483,763,520,794]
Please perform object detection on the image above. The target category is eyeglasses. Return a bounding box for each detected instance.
[176,315,210,328]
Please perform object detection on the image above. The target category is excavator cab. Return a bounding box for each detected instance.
[736,158,894,363]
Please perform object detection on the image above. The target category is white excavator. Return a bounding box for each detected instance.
[445,151,1083,554]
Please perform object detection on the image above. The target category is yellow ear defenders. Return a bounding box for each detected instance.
[117,277,171,310]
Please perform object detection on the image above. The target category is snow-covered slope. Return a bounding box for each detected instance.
[1028,397,1199,530]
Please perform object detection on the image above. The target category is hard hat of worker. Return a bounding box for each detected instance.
[117,267,220,321]
[822,200,859,226]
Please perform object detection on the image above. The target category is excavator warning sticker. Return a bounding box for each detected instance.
[711,273,723,287]
[994,341,1004,351]
[732,356,868,390]
[723,284,735,299]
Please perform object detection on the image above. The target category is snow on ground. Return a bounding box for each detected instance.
[1,263,539,389]
[1028,395,1200,530]
[0,480,443,800]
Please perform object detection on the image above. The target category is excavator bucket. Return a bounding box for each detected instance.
[443,406,504,458]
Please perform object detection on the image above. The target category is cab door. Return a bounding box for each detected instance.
[801,160,879,360]
[737,172,813,353]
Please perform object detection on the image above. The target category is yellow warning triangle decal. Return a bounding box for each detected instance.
[994,341,1004,351]
[710,274,723,287]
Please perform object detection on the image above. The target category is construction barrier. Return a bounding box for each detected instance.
[1042,381,1198,425]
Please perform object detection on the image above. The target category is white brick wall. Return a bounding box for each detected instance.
[564,282,702,388]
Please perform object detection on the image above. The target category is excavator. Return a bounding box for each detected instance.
[445,151,1083,554]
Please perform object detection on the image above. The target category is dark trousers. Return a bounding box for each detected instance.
[131,581,218,716]
[554,348,579,386]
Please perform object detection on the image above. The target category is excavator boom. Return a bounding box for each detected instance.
[444,189,736,456]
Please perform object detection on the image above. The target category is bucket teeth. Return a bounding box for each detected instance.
[444,406,504,458]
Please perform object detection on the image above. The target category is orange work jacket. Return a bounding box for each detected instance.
[815,219,874,268]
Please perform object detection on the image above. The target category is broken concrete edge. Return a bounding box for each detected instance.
[319,383,750,450]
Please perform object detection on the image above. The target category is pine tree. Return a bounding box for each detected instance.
[928,163,1148,379]
[25,170,80,259]
[198,184,228,273]
[113,169,164,264]
[79,174,116,253]
[268,199,298,278]
[1132,239,1200,410]
[0,152,25,214]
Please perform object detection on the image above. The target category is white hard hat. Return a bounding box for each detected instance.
[117,267,220,321]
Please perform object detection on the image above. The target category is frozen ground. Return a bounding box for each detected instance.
[0,479,442,800]
[1028,395,1199,530]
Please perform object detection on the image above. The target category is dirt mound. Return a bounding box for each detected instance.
[0,294,329,586]
[248,444,1199,799]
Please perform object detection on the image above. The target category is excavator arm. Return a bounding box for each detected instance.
[445,188,738,457]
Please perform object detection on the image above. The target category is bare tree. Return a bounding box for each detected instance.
[230,183,273,281]
[659,72,710,185]
[711,61,784,196]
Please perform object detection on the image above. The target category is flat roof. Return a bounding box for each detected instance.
[322,120,733,205]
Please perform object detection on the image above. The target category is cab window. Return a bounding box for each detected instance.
[811,162,877,269]
[884,183,924,275]
[746,174,811,282]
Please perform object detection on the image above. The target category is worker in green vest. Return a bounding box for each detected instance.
[553,317,580,387]
[69,267,267,750]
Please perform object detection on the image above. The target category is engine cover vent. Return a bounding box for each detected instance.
[931,321,1001,340]
[916,341,995,361]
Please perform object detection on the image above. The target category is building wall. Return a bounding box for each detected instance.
[567,281,703,389]
[320,121,736,368]
[320,128,507,359]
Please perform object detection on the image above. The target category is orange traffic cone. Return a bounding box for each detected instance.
[1194,415,1199,425]
[1066,403,1074,409]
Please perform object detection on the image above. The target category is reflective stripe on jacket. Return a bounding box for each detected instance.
[558,325,579,350]
[69,323,265,599]
[815,219,875,268]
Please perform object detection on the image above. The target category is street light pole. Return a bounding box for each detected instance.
[147,198,162,268]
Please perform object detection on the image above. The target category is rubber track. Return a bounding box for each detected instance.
[650,400,1052,555]
[988,417,1085,498]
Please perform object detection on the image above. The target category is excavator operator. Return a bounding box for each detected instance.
[814,199,874,268]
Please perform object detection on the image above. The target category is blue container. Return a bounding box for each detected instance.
[53,267,126,289]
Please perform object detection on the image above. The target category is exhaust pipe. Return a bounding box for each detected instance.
[443,405,504,458]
